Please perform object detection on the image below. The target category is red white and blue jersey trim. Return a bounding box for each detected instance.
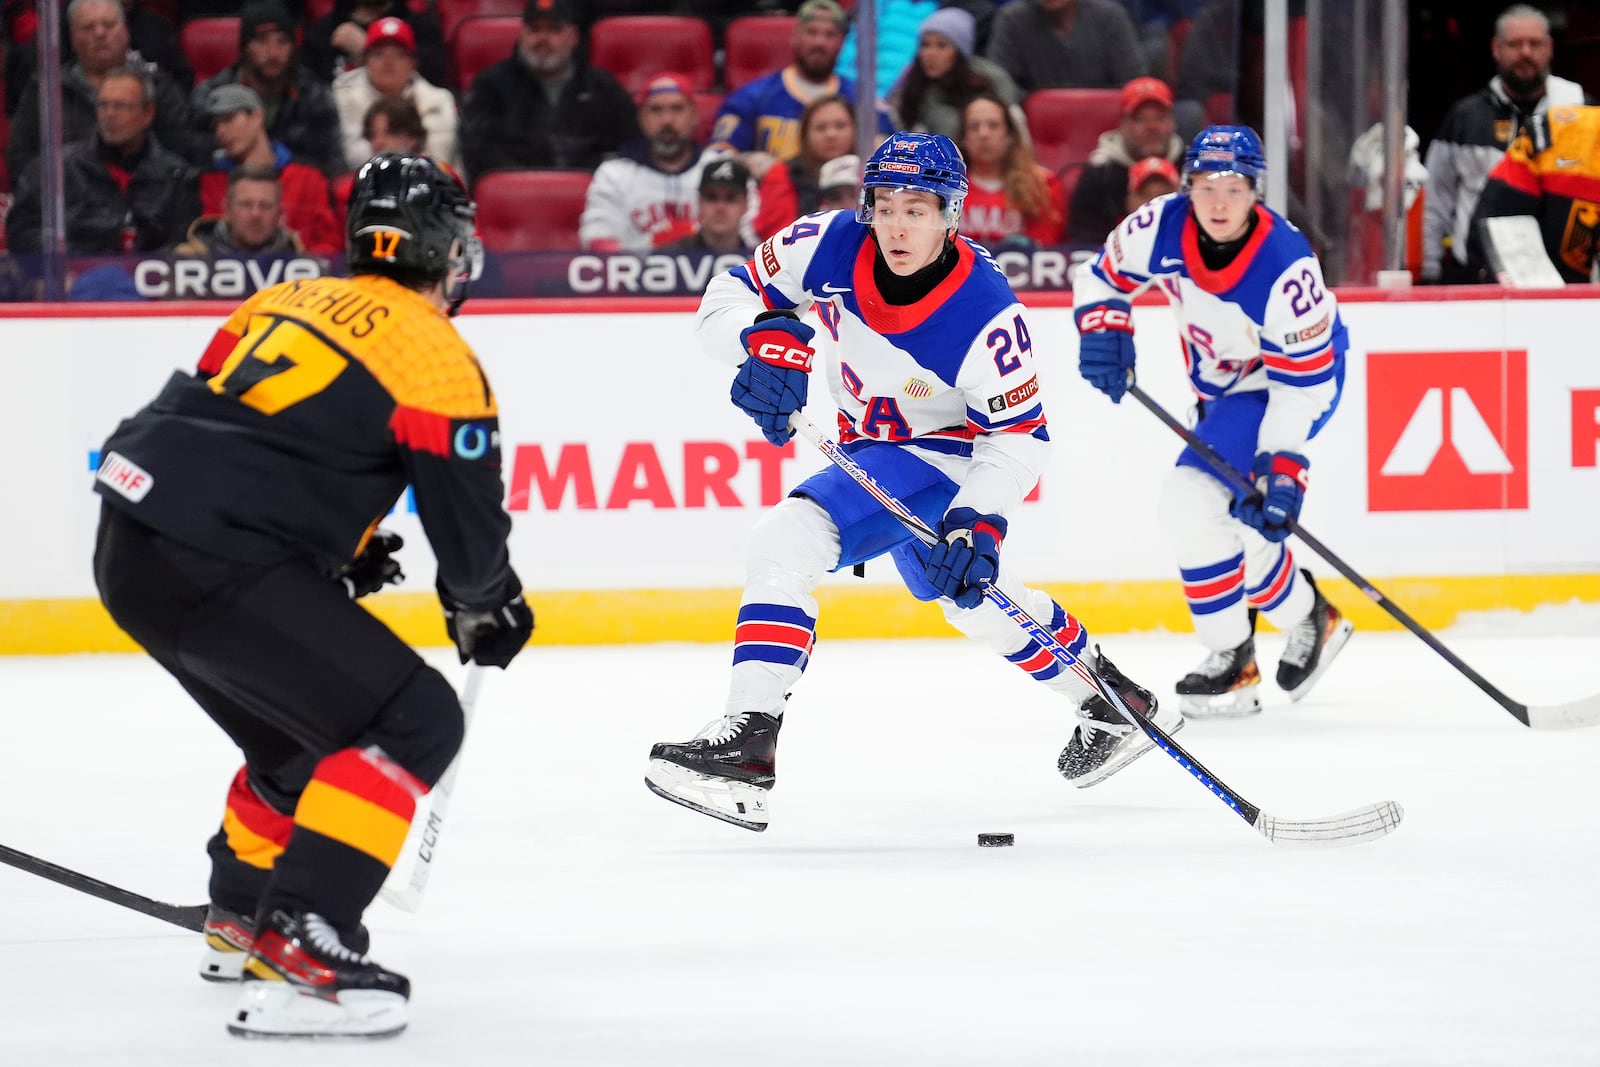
[732,603,816,668]
[1181,553,1246,616]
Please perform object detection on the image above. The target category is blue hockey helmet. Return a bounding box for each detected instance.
[1182,125,1267,187]
[857,131,969,228]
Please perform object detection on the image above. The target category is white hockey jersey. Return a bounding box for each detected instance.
[1073,193,1347,455]
[698,209,1050,517]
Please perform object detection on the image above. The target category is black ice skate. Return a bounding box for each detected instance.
[1176,636,1263,718]
[200,903,371,983]
[1058,649,1183,788]
[229,910,408,1040]
[645,711,781,831]
[1276,570,1354,701]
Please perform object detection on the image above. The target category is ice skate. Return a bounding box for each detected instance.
[1058,650,1183,788]
[228,910,408,1040]
[1176,636,1263,718]
[1277,571,1353,701]
[201,903,371,983]
[645,711,781,831]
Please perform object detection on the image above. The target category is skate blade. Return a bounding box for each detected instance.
[227,983,408,1040]
[1064,715,1186,789]
[1179,686,1263,719]
[644,761,769,832]
[199,946,246,983]
[1283,618,1354,703]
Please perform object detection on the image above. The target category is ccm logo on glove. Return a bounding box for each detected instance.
[1076,306,1133,333]
[753,340,814,370]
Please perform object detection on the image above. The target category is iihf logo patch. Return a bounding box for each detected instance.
[903,377,933,399]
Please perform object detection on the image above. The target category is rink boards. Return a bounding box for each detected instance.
[2,286,1598,653]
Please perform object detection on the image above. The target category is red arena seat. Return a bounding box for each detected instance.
[451,16,521,94]
[693,90,723,147]
[180,17,241,85]
[589,16,715,93]
[1023,88,1123,174]
[723,15,795,91]
[474,169,592,251]
[438,0,525,45]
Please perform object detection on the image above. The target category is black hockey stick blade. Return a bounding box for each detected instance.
[0,843,207,932]
[1253,800,1405,847]
[1126,383,1600,731]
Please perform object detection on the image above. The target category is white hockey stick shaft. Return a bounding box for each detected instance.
[379,663,487,911]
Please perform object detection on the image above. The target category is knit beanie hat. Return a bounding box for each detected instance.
[918,7,975,58]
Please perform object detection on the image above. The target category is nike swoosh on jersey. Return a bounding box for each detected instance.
[820,283,852,294]
[1556,157,1580,167]
[1159,257,1185,268]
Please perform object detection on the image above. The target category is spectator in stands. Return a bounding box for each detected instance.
[753,91,855,240]
[816,151,862,211]
[985,0,1145,93]
[8,0,202,176]
[304,0,447,85]
[6,64,198,253]
[362,95,426,156]
[888,7,1019,141]
[834,0,937,100]
[662,157,753,254]
[5,0,192,113]
[1422,4,1590,284]
[1066,74,1181,241]
[711,0,891,179]
[191,0,345,176]
[956,92,1061,248]
[333,17,458,171]
[459,0,638,185]
[200,83,341,253]
[1124,153,1178,212]
[580,72,708,252]
[176,164,307,255]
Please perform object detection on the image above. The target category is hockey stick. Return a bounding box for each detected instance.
[0,843,207,932]
[1127,382,1600,731]
[789,413,1403,847]
[379,662,487,912]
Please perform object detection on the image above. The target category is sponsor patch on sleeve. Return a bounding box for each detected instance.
[96,450,154,502]
[986,375,1039,413]
[759,238,780,278]
[1285,313,1331,345]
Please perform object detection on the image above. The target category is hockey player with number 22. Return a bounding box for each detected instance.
[645,131,1183,831]
[1074,125,1354,718]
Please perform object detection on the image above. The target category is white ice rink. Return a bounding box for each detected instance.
[3,619,1600,1065]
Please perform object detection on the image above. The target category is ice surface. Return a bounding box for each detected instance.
[3,626,1599,1065]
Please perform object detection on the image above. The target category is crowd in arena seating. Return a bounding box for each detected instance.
[0,0,1593,289]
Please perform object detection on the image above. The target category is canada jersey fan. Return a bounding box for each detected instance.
[706,208,1049,463]
[94,272,512,605]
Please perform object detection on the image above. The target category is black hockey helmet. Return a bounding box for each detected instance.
[346,152,482,313]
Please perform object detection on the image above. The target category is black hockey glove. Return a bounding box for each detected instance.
[443,592,535,668]
[341,530,405,599]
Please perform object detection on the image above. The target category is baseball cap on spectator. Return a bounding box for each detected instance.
[918,8,975,58]
[819,153,861,192]
[637,71,693,105]
[1128,155,1179,192]
[238,0,296,46]
[523,0,578,26]
[797,0,848,30]
[207,83,264,116]
[365,16,415,52]
[1121,76,1173,115]
[700,157,751,193]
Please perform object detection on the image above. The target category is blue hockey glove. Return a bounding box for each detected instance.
[340,529,404,599]
[924,508,1008,610]
[1075,301,1136,403]
[1232,451,1310,543]
[443,589,535,668]
[732,312,816,445]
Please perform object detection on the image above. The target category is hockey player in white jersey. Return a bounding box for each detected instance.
[1074,125,1354,718]
[644,132,1183,829]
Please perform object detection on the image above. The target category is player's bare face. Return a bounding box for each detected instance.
[960,98,1009,168]
[871,189,948,275]
[1188,173,1255,242]
[793,20,844,82]
[804,101,854,163]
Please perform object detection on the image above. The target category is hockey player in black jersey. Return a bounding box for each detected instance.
[92,154,533,1039]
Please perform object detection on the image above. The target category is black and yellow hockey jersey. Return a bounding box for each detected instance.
[94,273,518,609]
[1469,104,1600,284]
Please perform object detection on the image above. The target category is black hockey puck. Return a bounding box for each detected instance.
[977,833,1014,847]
